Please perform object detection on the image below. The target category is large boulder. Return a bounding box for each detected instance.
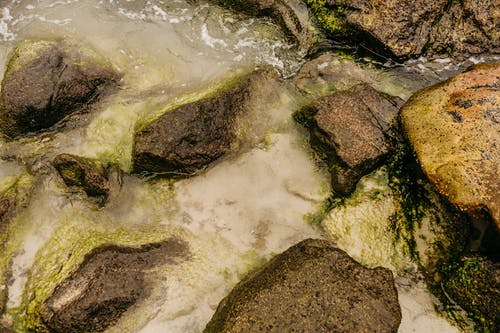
[294,83,402,195]
[305,0,499,59]
[133,69,275,176]
[40,238,189,333]
[53,153,111,205]
[0,40,120,138]
[204,239,401,333]
[443,255,500,331]
[401,63,500,230]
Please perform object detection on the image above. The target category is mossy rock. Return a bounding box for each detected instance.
[204,239,401,332]
[442,255,500,331]
[0,39,120,139]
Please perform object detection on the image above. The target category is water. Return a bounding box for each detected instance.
[0,0,476,332]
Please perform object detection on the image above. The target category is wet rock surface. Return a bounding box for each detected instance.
[0,40,120,139]
[401,63,500,230]
[307,0,499,59]
[40,238,189,333]
[53,154,111,205]
[204,238,401,333]
[443,255,500,331]
[295,83,402,195]
[207,0,317,52]
[133,69,274,176]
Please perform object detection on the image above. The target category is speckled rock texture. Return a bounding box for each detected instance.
[307,0,499,59]
[401,63,500,230]
[204,238,401,333]
[295,83,402,195]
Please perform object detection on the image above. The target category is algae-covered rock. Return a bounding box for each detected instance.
[204,238,401,333]
[321,165,469,277]
[53,153,111,205]
[305,0,499,59]
[401,63,500,230]
[132,69,276,176]
[442,255,500,331]
[0,39,120,139]
[40,238,189,333]
[205,0,319,52]
[295,84,402,195]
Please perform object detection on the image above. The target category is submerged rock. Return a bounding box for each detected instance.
[305,0,499,59]
[41,238,189,333]
[204,238,401,333]
[133,69,276,176]
[53,153,111,205]
[442,255,500,331]
[0,39,120,139]
[295,83,402,195]
[206,0,318,52]
[401,63,500,230]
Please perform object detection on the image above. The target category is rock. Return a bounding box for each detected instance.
[401,63,500,230]
[41,238,189,333]
[205,0,318,53]
[133,69,275,176]
[0,196,15,231]
[294,83,402,195]
[305,0,499,59]
[443,255,500,331]
[0,40,120,138]
[53,153,110,205]
[321,165,469,277]
[204,238,401,333]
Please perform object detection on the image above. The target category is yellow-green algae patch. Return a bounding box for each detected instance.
[75,67,255,172]
[13,218,184,333]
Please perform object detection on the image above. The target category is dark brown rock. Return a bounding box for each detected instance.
[295,83,402,195]
[41,238,190,333]
[443,255,500,331]
[53,153,110,205]
[309,0,499,59]
[133,69,273,176]
[0,40,120,138]
[204,238,401,333]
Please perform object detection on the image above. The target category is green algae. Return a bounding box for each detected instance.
[77,68,255,172]
[304,0,349,37]
[14,220,180,332]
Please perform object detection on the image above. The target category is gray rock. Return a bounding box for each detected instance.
[204,238,401,333]
[0,40,120,138]
[133,69,274,177]
[41,238,190,333]
[295,83,402,195]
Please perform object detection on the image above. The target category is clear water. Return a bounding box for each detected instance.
[0,0,475,332]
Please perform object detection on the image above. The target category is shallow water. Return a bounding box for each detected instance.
[0,0,479,332]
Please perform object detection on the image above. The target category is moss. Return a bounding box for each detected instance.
[430,256,499,332]
[12,220,178,332]
[304,0,349,37]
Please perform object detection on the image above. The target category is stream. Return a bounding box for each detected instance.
[0,0,491,332]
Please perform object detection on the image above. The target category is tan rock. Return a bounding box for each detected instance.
[401,62,500,229]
